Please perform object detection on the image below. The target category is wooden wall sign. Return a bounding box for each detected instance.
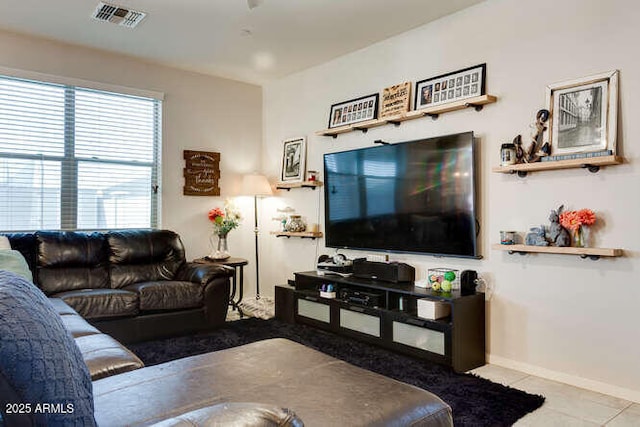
[183,150,220,196]
[380,82,412,119]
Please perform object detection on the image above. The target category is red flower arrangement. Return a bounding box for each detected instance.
[207,200,241,236]
[559,209,596,231]
[207,207,225,224]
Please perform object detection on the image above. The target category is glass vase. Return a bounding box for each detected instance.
[209,233,230,260]
[572,226,585,248]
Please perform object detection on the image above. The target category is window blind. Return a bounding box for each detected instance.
[0,75,161,232]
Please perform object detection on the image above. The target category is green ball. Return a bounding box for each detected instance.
[441,280,452,292]
[444,271,456,282]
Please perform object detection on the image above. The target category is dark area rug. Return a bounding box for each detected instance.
[129,318,544,426]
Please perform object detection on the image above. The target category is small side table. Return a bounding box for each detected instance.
[193,257,249,317]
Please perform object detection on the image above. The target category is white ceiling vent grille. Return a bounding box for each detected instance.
[92,2,147,28]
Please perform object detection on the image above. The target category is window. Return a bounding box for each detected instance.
[0,75,161,231]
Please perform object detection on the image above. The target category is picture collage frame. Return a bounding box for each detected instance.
[415,64,486,110]
[328,93,379,128]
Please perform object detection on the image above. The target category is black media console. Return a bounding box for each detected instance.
[275,271,485,373]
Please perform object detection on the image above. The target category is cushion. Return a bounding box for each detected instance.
[36,231,109,295]
[0,249,33,282]
[107,230,186,289]
[54,288,139,320]
[149,403,303,427]
[60,313,102,338]
[74,334,144,380]
[0,235,10,249]
[0,270,96,426]
[124,281,203,311]
[49,298,79,316]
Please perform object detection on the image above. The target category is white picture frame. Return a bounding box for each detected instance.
[281,137,306,182]
[546,70,618,156]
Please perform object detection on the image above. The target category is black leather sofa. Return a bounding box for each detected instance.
[4,229,233,343]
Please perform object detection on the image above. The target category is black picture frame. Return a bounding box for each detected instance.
[414,63,486,110]
[328,93,379,128]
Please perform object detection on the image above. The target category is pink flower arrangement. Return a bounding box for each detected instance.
[559,209,596,231]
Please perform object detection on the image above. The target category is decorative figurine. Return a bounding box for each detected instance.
[525,226,549,246]
[525,109,550,163]
[548,205,571,247]
[513,135,525,164]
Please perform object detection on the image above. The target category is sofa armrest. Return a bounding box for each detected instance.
[175,262,234,285]
[176,262,233,326]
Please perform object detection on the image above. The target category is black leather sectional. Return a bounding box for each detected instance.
[5,229,233,343]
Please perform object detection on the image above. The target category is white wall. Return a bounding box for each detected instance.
[0,29,262,262]
[262,0,640,400]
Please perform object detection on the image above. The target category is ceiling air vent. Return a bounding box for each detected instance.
[91,2,147,28]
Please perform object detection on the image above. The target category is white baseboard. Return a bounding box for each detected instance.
[488,354,640,404]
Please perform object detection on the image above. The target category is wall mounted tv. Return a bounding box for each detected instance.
[323,131,479,259]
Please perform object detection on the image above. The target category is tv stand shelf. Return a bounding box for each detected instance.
[277,271,486,373]
[316,95,497,138]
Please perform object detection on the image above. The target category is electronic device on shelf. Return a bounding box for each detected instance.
[339,288,383,308]
[316,254,365,276]
[352,259,415,283]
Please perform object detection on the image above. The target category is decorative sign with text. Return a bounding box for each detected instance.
[380,82,412,119]
[183,150,220,196]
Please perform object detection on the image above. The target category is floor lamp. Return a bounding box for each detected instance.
[242,173,273,300]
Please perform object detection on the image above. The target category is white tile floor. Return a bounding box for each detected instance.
[226,303,639,426]
[471,365,640,426]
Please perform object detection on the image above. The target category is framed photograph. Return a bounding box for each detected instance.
[281,137,306,182]
[328,93,378,128]
[415,63,486,110]
[546,70,618,155]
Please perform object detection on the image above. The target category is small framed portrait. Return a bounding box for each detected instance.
[414,63,486,110]
[418,84,433,106]
[328,93,379,128]
[281,137,306,182]
[546,70,619,155]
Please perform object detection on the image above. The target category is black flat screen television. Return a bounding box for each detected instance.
[323,131,479,258]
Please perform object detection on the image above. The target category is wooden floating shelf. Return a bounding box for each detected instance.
[271,231,323,239]
[275,181,323,190]
[492,243,622,259]
[316,94,497,138]
[492,155,623,175]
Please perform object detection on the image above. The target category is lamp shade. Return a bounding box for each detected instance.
[242,173,272,196]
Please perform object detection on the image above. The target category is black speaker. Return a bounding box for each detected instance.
[352,260,415,283]
[461,270,478,295]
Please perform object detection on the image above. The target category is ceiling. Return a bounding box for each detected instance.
[0,0,485,85]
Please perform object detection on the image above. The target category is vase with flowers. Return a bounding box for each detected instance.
[207,199,242,260]
[559,208,596,248]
